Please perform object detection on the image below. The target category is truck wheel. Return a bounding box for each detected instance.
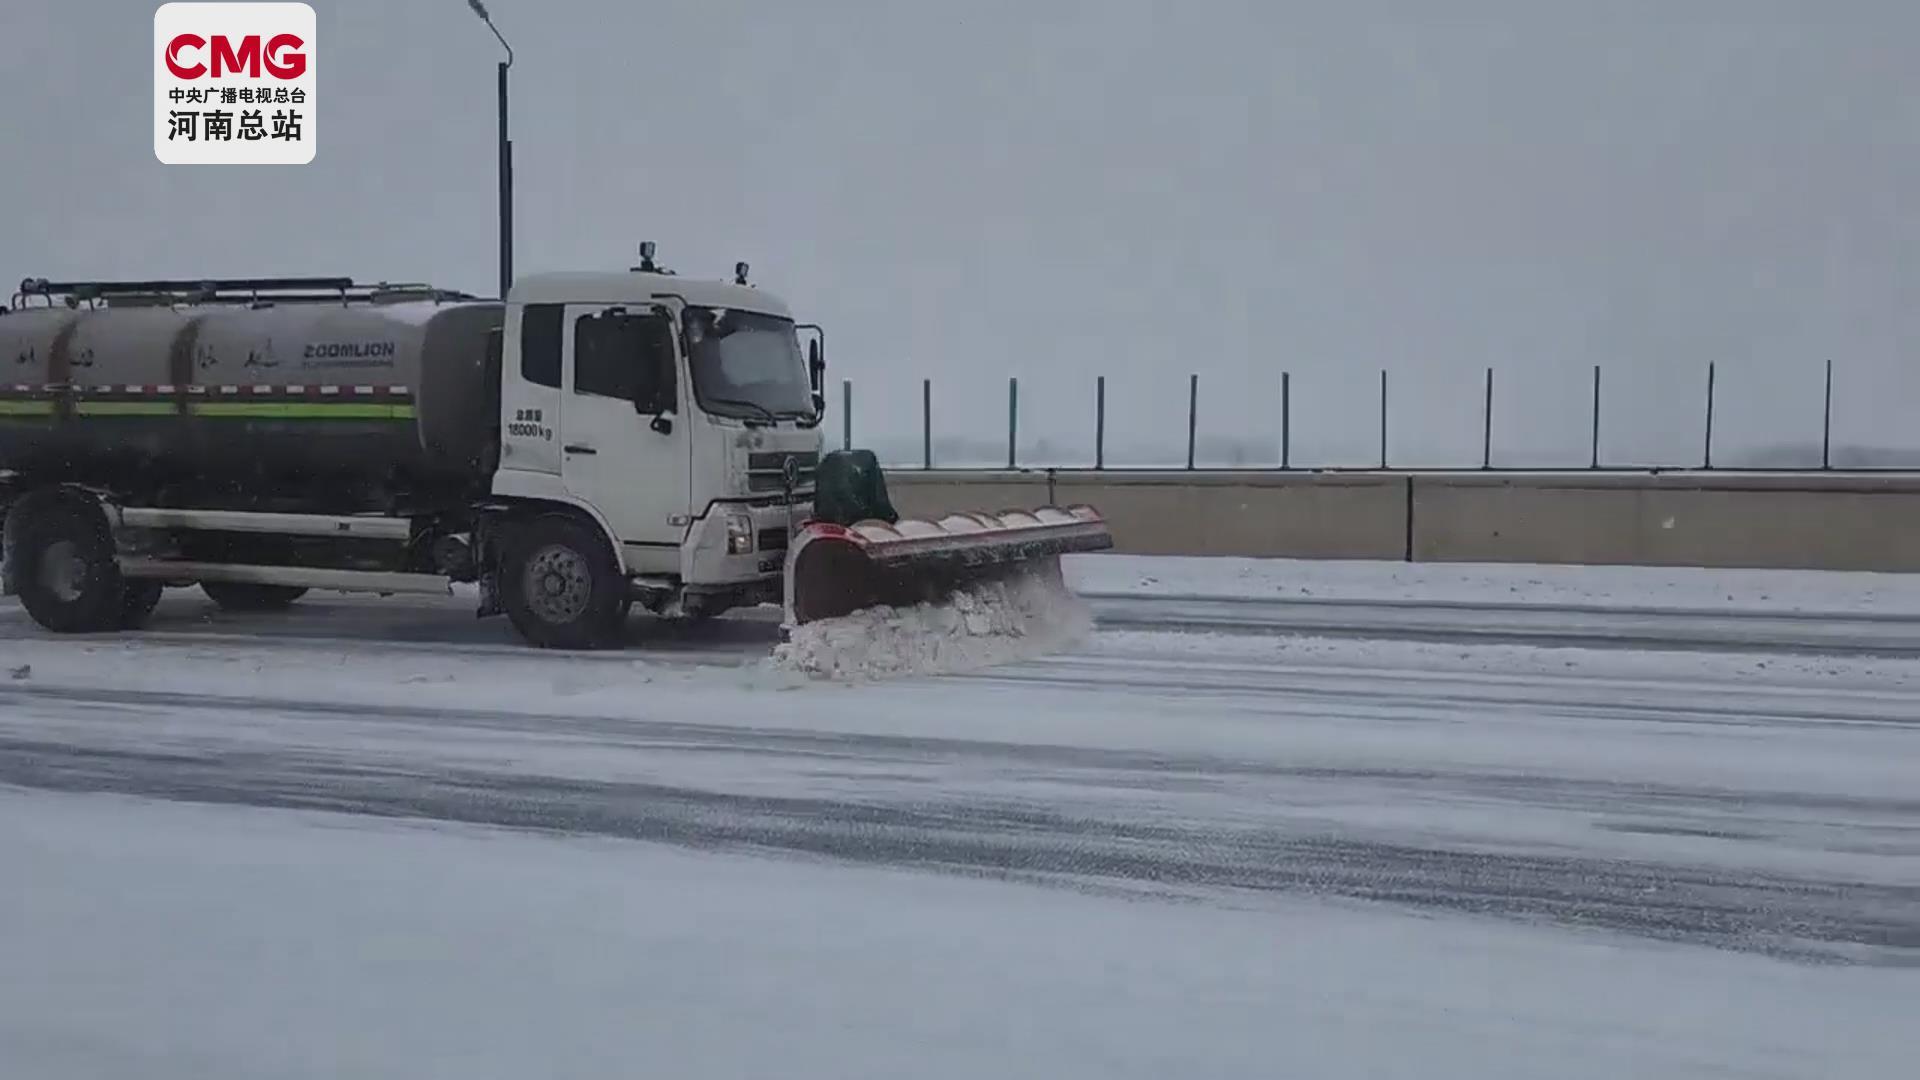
[501,516,627,649]
[118,581,166,629]
[11,500,129,634]
[201,582,308,611]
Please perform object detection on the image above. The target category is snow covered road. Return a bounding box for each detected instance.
[1,555,1917,1078]
[8,552,1919,660]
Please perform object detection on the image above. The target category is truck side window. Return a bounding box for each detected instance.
[633,315,678,414]
[574,312,633,401]
[574,310,677,410]
[520,304,562,388]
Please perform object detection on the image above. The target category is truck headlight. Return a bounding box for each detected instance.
[726,512,753,555]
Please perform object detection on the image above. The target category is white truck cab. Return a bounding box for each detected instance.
[491,257,826,620]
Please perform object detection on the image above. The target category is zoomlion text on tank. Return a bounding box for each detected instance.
[154,3,316,166]
[301,341,398,369]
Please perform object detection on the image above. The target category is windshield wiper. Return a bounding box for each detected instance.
[703,396,777,426]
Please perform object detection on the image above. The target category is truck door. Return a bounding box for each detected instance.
[559,302,691,567]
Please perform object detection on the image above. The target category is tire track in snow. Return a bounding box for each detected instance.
[0,695,1915,968]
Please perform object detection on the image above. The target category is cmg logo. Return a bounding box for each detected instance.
[154,3,315,165]
[164,33,309,80]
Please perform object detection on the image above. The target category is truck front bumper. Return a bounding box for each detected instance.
[680,497,813,592]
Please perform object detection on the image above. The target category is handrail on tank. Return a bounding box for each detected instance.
[13,276,480,310]
[22,276,357,296]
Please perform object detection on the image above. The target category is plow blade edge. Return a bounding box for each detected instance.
[783,505,1114,625]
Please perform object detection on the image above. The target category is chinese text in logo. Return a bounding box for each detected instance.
[154,3,315,164]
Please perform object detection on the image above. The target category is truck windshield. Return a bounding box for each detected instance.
[683,306,816,423]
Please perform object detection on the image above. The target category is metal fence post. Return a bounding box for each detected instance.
[841,378,852,452]
[1822,359,1834,470]
[1590,365,1601,469]
[1482,366,1494,469]
[922,377,932,469]
[1280,371,1291,470]
[1379,369,1389,469]
[1095,375,1106,470]
[1186,373,1198,470]
[1007,376,1018,470]
[1703,361,1716,470]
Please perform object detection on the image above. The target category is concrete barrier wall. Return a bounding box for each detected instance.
[1411,473,1920,572]
[883,469,1920,572]
[887,471,1408,560]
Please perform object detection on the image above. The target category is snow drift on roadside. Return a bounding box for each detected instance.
[771,564,1092,681]
[1062,553,1920,616]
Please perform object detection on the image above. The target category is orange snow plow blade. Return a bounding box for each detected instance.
[783,505,1114,625]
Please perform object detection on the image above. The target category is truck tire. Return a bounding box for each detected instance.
[11,499,129,634]
[201,582,309,611]
[501,515,628,649]
[119,581,166,629]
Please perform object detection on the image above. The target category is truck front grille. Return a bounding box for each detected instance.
[746,450,818,493]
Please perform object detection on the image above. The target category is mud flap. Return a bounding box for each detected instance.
[473,514,505,618]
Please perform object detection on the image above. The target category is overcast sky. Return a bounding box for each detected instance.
[5,0,1918,466]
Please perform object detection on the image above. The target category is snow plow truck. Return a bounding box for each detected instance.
[0,249,1112,648]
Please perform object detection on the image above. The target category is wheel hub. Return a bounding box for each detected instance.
[523,544,592,623]
[39,539,90,603]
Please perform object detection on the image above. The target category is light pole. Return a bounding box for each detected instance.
[466,0,514,300]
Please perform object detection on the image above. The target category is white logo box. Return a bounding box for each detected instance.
[154,2,316,165]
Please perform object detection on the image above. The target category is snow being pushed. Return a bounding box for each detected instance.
[771,562,1092,681]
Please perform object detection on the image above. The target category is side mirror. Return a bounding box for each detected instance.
[649,410,675,435]
[807,339,824,392]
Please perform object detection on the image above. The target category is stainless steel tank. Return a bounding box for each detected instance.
[0,292,503,511]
